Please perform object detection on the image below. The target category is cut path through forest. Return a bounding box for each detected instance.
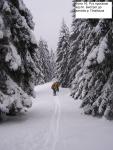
[0,82,113,150]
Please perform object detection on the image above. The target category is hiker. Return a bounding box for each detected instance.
[51,82,60,96]
[55,82,60,92]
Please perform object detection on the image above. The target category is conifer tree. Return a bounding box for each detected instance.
[70,0,113,119]
[49,49,56,79]
[0,0,42,118]
[38,39,53,83]
[56,20,70,87]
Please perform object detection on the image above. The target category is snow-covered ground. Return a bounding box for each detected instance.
[0,82,113,150]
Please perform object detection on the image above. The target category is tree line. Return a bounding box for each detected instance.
[56,0,113,120]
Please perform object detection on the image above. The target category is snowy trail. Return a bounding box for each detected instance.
[0,82,113,150]
[44,96,61,150]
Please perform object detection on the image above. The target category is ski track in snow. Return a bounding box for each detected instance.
[44,96,61,150]
[0,82,113,150]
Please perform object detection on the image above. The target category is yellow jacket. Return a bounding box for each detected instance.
[51,82,60,90]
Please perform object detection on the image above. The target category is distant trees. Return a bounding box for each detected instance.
[50,49,56,79]
[38,39,54,83]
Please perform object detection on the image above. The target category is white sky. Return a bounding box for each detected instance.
[24,0,72,50]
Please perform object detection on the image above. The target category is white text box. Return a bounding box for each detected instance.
[75,2,112,19]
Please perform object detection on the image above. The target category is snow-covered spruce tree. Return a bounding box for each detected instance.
[38,39,53,83]
[67,19,93,87]
[49,49,56,79]
[56,20,70,87]
[0,0,42,118]
[67,0,95,87]
[30,45,45,85]
[70,0,113,119]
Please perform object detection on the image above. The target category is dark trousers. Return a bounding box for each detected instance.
[53,89,56,96]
